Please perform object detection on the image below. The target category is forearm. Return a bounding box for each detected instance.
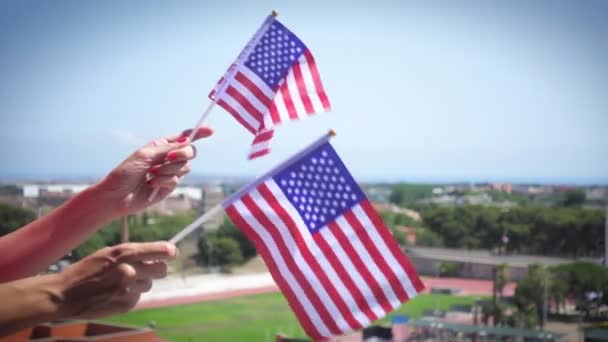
[0,183,117,282]
[0,274,63,336]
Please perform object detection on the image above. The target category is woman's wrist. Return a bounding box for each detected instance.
[0,274,65,336]
[78,180,123,223]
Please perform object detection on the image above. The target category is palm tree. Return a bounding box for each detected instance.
[495,263,510,299]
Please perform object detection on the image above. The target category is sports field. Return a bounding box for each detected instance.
[106,292,480,341]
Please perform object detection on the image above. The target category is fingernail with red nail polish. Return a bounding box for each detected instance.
[177,137,188,143]
[167,151,177,160]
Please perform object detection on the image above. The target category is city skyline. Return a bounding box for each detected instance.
[1,1,606,184]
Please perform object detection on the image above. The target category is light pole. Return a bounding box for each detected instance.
[604,192,607,266]
[542,268,548,329]
[207,238,213,271]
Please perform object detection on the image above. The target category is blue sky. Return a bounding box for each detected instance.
[0,0,606,183]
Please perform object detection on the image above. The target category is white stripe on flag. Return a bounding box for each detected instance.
[298,54,325,113]
[265,181,372,327]
[250,140,271,155]
[232,200,331,337]
[231,79,270,116]
[221,93,261,131]
[272,87,292,123]
[352,205,419,300]
[238,66,276,99]
[284,68,308,119]
[262,112,274,131]
[318,227,386,318]
[334,215,402,309]
[249,187,352,333]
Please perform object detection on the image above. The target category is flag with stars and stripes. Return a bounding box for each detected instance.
[221,134,424,340]
[209,15,331,160]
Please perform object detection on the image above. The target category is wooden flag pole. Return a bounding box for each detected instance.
[169,129,336,245]
[148,10,280,202]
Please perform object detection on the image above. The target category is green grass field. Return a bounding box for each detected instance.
[106,293,480,341]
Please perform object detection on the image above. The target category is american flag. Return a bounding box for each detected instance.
[210,15,331,160]
[222,134,424,339]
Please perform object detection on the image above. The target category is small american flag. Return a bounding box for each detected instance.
[222,134,424,339]
[210,15,331,160]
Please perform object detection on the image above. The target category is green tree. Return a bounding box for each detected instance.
[415,227,444,247]
[495,263,510,299]
[0,203,36,236]
[217,217,257,259]
[514,264,547,328]
[389,184,434,207]
[72,233,107,260]
[560,189,586,207]
[198,233,243,271]
[557,261,608,318]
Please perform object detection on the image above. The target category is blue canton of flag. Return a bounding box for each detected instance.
[244,21,307,89]
[274,144,366,234]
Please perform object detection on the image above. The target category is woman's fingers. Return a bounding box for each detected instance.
[165,144,197,163]
[127,278,154,293]
[147,175,180,189]
[149,161,191,177]
[132,261,168,279]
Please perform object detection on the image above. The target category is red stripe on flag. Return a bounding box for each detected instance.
[224,205,322,339]
[312,232,379,323]
[217,100,257,134]
[226,86,264,124]
[252,129,274,144]
[292,63,315,114]
[360,200,425,293]
[248,148,270,160]
[343,211,410,303]
[258,184,362,331]
[235,72,272,108]
[303,50,331,111]
[269,102,281,125]
[327,221,393,314]
[279,82,299,120]
[240,194,342,335]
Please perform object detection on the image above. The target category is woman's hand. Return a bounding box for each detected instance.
[55,242,176,319]
[0,241,177,336]
[98,127,213,217]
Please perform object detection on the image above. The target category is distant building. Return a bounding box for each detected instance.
[490,183,512,193]
[146,186,204,216]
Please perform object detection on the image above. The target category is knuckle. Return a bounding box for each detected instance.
[116,263,137,283]
[134,148,150,160]
[111,245,133,260]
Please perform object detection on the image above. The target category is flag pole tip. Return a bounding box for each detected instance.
[272,10,279,17]
[328,129,337,137]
